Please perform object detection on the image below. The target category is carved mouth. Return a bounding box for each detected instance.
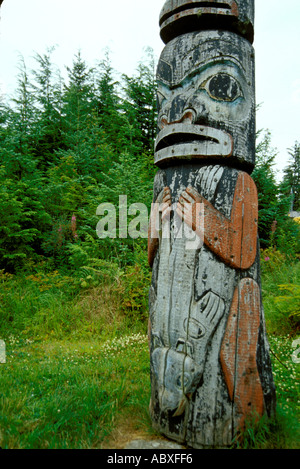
[155,131,217,152]
[154,124,233,165]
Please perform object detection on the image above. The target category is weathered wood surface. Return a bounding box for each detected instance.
[159,0,255,44]
[155,30,256,172]
[148,0,276,448]
[149,165,276,447]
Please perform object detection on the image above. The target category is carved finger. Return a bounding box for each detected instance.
[180,191,194,205]
[178,193,192,208]
[199,292,218,318]
[204,293,219,319]
[163,187,171,201]
[162,201,171,212]
[176,202,184,219]
[186,186,202,202]
[161,203,172,222]
[163,194,172,207]
[177,196,185,210]
[178,201,192,220]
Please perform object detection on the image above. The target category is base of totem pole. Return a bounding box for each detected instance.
[150,421,230,450]
[124,438,186,450]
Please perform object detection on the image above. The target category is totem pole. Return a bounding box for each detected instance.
[148,0,276,448]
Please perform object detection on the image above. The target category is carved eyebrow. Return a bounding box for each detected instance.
[176,56,245,88]
[181,56,246,86]
[157,56,246,90]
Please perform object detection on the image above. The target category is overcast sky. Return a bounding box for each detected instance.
[0,0,299,179]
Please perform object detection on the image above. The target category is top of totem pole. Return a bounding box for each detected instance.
[159,0,254,44]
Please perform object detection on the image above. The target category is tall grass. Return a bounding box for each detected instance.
[0,267,146,341]
[0,254,299,449]
[260,249,300,335]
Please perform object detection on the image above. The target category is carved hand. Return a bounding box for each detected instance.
[148,187,172,267]
[161,186,172,223]
[176,186,203,232]
[176,173,258,270]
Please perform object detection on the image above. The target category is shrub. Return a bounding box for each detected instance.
[275,284,300,331]
[117,263,151,321]
[261,257,300,335]
[260,247,286,273]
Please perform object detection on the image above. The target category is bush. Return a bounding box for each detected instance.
[275,284,300,330]
[117,263,151,321]
[260,247,286,272]
[261,256,300,336]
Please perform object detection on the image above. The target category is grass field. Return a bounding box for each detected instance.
[0,333,151,449]
[0,255,299,449]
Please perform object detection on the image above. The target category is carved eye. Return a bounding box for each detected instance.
[176,373,191,390]
[204,73,242,102]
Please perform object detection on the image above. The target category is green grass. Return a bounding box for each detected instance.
[0,256,299,449]
[0,334,152,449]
[234,333,300,449]
[260,251,300,336]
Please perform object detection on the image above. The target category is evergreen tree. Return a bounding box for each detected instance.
[60,51,106,178]
[252,130,291,247]
[30,48,65,169]
[96,51,122,150]
[0,47,160,271]
[121,48,157,155]
[282,142,300,212]
[0,57,38,181]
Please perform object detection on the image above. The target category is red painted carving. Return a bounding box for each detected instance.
[176,171,258,270]
[220,278,265,429]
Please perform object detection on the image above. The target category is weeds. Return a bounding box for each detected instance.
[0,334,150,449]
[233,334,300,449]
[0,257,299,449]
[260,251,300,335]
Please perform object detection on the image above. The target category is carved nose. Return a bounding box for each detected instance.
[161,109,196,128]
[178,109,195,124]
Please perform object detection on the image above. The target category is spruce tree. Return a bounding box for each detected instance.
[252,130,291,247]
[282,142,300,212]
[121,48,157,155]
[30,48,64,169]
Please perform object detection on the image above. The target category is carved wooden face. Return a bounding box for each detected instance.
[152,347,203,416]
[155,30,255,171]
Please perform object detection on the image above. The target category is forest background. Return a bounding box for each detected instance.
[0,48,299,449]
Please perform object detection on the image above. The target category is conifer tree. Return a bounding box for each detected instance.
[30,48,64,169]
[121,48,157,155]
[282,142,300,212]
[252,130,291,247]
[60,52,103,177]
